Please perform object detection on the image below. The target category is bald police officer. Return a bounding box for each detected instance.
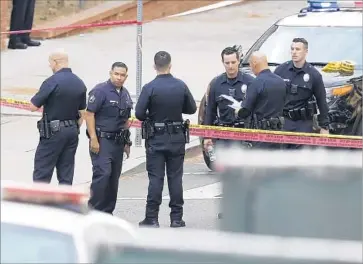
[85,62,133,214]
[203,46,255,150]
[30,50,87,185]
[235,51,287,149]
[274,38,330,149]
[136,51,197,228]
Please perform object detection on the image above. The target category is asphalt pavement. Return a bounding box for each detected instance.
[114,146,222,229]
[1,1,307,229]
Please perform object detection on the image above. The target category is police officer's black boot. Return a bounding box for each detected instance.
[139,218,160,228]
[170,219,186,228]
[8,37,27,49]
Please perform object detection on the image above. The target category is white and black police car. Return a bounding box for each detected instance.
[198,0,362,170]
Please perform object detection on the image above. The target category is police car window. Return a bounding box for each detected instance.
[255,26,362,67]
[1,222,78,263]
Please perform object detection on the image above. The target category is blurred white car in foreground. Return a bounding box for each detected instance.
[1,181,137,263]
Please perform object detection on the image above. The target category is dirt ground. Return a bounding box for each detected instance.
[32,0,222,28]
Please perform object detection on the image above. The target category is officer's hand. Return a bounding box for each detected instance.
[203,139,213,150]
[90,137,100,154]
[124,144,130,159]
[320,128,330,135]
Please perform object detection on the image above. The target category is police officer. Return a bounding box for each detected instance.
[85,62,133,214]
[203,46,255,150]
[30,50,87,184]
[234,51,287,149]
[135,51,197,228]
[8,0,41,49]
[274,38,330,149]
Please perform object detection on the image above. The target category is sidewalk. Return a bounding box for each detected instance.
[0,106,200,185]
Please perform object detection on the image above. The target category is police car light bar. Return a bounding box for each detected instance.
[1,181,90,206]
[306,0,363,11]
[307,0,339,11]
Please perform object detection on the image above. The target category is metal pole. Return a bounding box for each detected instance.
[135,0,143,147]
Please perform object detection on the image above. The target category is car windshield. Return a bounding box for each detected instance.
[250,25,362,68]
[1,222,78,263]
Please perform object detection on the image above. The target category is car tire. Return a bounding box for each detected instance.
[201,139,215,171]
[198,94,216,171]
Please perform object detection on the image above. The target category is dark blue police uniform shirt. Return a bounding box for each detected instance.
[205,71,255,125]
[135,73,197,122]
[242,69,287,120]
[274,61,329,126]
[86,80,133,132]
[31,68,87,121]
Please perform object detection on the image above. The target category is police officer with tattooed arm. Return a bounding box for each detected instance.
[85,62,133,215]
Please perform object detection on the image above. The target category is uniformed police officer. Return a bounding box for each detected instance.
[135,51,197,228]
[8,0,41,49]
[203,46,255,150]
[85,62,133,214]
[234,51,287,149]
[30,50,87,184]
[274,38,330,149]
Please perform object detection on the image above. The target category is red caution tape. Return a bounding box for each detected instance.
[1,98,362,149]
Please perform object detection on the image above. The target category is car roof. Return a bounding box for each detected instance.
[277,11,362,27]
[1,200,136,236]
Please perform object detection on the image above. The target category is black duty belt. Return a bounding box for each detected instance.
[96,130,124,140]
[154,122,183,126]
[217,122,246,128]
[283,109,313,121]
[59,120,77,127]
[154,121,184,134]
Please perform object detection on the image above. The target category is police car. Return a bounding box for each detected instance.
[198,0,362,170]
[1,181,137,263]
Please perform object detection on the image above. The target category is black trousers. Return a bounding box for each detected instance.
[9,0,36,42]
[89,137,125,214]
[33,126,79,185]
[145,132,186,221]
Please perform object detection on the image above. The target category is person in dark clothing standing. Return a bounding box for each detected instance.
[8,0,41,49]
[136,51,197,228]
[30,50,87,184]
[203,46,255,150]
[274,38,330,149]
[235,51,287,149]
[85,62,133,215]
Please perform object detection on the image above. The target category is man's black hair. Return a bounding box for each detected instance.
[292,38,308,49]
[221,46,239,61]
[111,62,128,72]
[154,51,171,70]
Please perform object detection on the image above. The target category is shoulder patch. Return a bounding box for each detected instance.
[88,94,96,104]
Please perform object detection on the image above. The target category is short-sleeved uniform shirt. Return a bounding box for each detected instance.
[205,71,255,125]
[274,61,329,127]
[242,69,287,120]
[135,73,197,122]
[31,68,87,121]
[86,80,133,132]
